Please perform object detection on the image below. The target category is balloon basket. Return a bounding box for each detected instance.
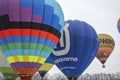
[68,77,77,80]
[102,64,105,68]
[20,74,33,80]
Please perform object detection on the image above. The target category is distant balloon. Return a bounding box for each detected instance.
[52,20,99,80]
[96,33,115,68]
[38,54,54,79]
[117,18,120,33]
[0,52,18,80]
[0,67,18,80]
[0,0,64,80]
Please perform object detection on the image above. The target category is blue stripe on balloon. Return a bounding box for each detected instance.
[56,3,64,33]
[51,1,60,30]
[32,0,44,16]
[44,0,64,33]
[51,15,59,30]
[43,0,59,26]
[43,5,53,25]
[45,0,55,7]
[0,36,55,48]
[3,49,50,58]
[20,0,32,8]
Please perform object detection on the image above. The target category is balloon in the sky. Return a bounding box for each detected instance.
[96,33,115,68]
[52,20,99,80]
[0,0,64,80]
[0,52,18,80]
[38,54,54,79]
[117,18,120,33]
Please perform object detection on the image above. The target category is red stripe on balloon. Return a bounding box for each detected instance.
[13,68,38,75]
[0,29,58,44]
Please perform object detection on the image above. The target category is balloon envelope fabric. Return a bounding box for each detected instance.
[96,33,115,68]
[117,18,120,33]
[0,67,18,80]
[38,54,54,78]
[52,20,99,78]
[0,0,64,78]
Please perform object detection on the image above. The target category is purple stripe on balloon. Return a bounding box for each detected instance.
[32,15,43,23]
[0,0,8,15]
[11,62,42,69]
[8,0,20,21]
[21,8,32,22]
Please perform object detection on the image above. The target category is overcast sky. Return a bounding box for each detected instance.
[49,0,120,75]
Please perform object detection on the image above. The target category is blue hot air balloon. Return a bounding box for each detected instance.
[0,0,64,80]
[52,20,99,80]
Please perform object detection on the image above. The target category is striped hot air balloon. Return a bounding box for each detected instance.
[96,33,115,68]
[0,0,64,80]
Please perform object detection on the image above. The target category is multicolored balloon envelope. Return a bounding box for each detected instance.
[117,18,120,33]
[96,33,115,68]
[0,0,64,80]
[0,67,18,80]
[51,20,99,80]
[0,52,18,80]
[38,54,54,78]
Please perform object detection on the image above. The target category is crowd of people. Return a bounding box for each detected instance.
[0,72,120,80]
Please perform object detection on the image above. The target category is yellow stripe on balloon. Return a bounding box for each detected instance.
[40,63,53,71]
[23,56,29,62]
[13,56,19,62]
[37,57,46,64]
[6,56,46,64]
[18,56,23,62]
[6,57,14,64]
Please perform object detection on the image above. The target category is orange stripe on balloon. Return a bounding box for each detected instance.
[13,68,38,75]
[23,56,29,62]
[0,29,58,44]
[13,56,19,62]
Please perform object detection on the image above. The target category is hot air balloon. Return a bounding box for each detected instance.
[0,51,18,80]
[38,54,54,80]
[117,18,120,33]
[96,33,115,68]
[0,0,64,80]
[52,20,99,80]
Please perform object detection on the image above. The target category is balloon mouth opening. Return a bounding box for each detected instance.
[19,74,33,80]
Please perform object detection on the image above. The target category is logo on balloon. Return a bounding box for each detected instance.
[99,38,114,49]
[54,57,78,64]
[53,23,70,56]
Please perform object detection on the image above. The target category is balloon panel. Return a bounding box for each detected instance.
[52,20,99,77]
[96,34,115,64]
[39,54,54,72]
[0,0,64,75]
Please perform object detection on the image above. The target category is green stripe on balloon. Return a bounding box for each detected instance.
[0,43,52,53]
